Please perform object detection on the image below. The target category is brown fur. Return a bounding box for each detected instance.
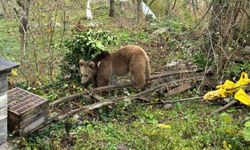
[79,45,151,89]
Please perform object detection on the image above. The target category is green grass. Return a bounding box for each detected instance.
[14,96,249,149]
[0,19,19,60]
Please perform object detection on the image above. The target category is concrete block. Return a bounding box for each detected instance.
[0,95,7,107]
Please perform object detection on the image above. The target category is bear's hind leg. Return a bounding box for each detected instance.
[130,56,147,89]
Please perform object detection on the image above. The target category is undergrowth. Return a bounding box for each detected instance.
[13,95,249,149]
[1,2,250,150]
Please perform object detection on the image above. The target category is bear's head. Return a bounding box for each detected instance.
[79,59,96,84]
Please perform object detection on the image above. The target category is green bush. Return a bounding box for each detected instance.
[60,29,116,83]
[224,61,250,79]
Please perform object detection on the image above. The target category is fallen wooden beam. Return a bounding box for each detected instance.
[165,82,192,96]
[57,75,203,119]
[50,70,201,107]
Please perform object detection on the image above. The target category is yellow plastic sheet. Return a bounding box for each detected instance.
[216,80,237,96]
[203,88,227,101]
[234,89,250,106]
[204,72,250,106]
[236,72,250,87]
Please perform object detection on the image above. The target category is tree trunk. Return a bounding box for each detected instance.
[15,0,31,62]
[109,0,115,17]
[137,0,142,23]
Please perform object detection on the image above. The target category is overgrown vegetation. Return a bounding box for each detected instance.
[1,0,250,149]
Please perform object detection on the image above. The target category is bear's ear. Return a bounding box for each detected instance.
[88,61,95,68]
[79,59,85,66]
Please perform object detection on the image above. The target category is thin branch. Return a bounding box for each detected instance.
[143,97,202,105]
[172,0,177,10]
[211,100,238,115]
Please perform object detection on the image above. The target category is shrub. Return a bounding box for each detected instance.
[60,29,116,83]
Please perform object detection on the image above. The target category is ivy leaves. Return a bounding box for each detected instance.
[61,29,116,82]
[64,29,116,61]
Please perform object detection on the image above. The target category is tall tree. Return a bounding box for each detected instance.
[109,0,115,17]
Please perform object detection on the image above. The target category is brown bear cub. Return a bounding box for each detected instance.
[79,45,151,89]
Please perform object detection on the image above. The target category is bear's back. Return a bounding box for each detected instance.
[111,45,147,76]
[112,45,146,60]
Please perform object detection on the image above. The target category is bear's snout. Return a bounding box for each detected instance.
[81,77,88,84]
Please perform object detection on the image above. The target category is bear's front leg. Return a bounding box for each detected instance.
[97,76,110,87]
[96,61,112,87]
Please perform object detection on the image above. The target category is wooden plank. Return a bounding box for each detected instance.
[21,116,47,136]
[19,101,49,119]
[7,111,20,134]
[165,82,192,96]
[20,114,48,132]
[20,108,48,128]
[19,103,48,120]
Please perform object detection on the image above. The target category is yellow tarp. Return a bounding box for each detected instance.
[235,89,250,106]
[203,72,250,106]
